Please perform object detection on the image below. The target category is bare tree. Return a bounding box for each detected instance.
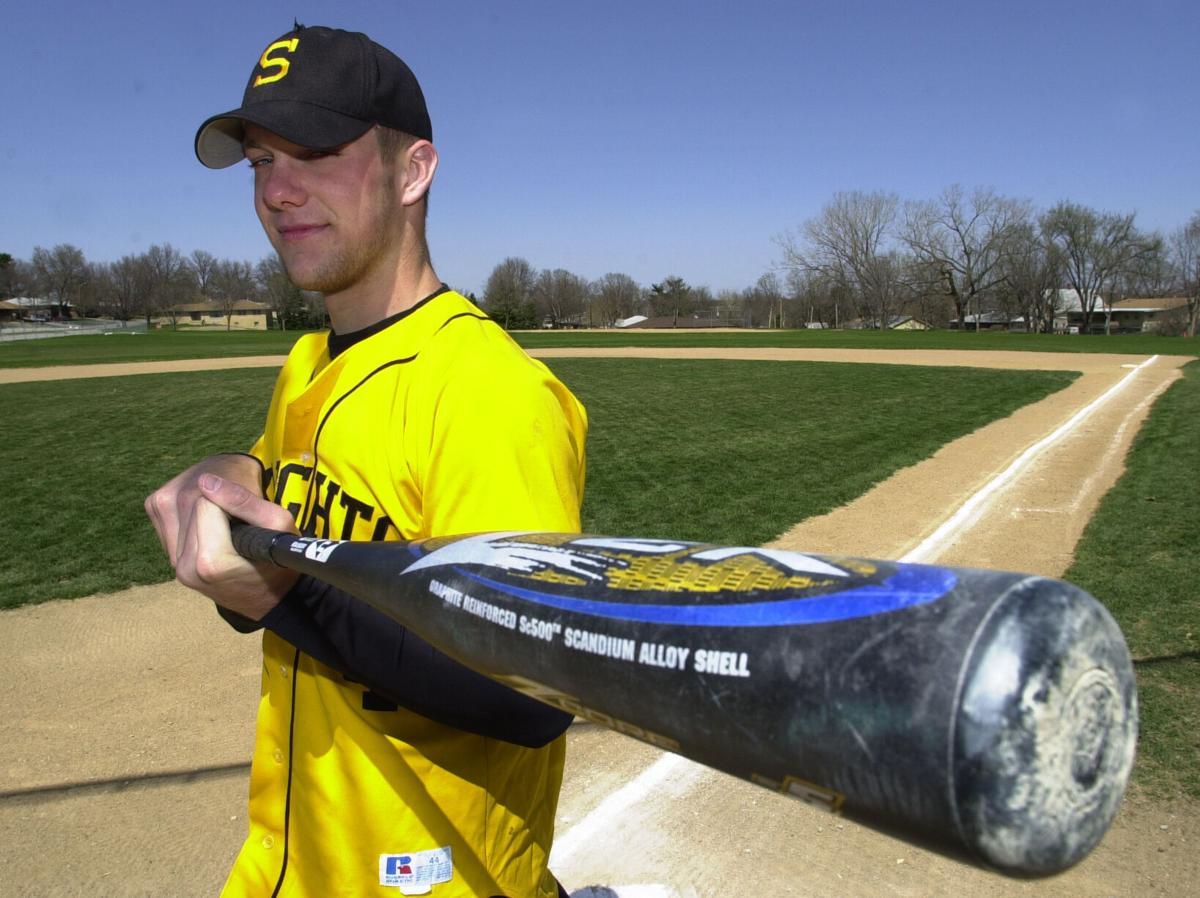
[691,284,716,320]
[1169,211,1200,337]
[740,273,786,327]
[591,272,641,327]
[31,243,89,317]
[786,268,849,328]
[210,259,257,330]
[901,186,1030,329]
[190,249,219,297]
[534,268,590,327]
[482,257,538,329]
[257,255,321,330]
[98,254,153,321]
[141,243,192,326]
[1041,202,1159,334]
[777,191,902,327]
[901,254,956,328]
[998,224,1063,333]
[1117,239,1173,300]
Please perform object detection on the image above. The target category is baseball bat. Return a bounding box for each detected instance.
[230,524,1137,876]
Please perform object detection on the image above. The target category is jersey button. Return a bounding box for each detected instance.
[280,665,289,679]
[272,749,284,764]
[261,835,275,850]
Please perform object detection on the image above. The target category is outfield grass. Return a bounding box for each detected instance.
[1064,359,1200,800]
[0,328,309,367]
[0,360,1071,606]
[1,369,278,601]
[2,325,1197,368]
[557,359,1074,545]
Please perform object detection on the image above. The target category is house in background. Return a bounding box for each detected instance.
[157,299,273,330]
[3,296,69,320]
[1039,290,1190,334]
[1106,297,1191,333]
[889,315,932,330]
[0,300,23,324]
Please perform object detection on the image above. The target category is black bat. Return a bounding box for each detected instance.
[231,524,1137,877]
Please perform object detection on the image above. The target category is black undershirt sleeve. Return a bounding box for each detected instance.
[248,575,572,748]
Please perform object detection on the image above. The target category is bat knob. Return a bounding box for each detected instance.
[952,577,1138,875]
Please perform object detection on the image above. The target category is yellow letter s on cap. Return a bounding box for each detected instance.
[254,38,300,87]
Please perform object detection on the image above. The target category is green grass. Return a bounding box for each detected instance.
[1064,359,1200,800]
[0,360,1072,608]
[3,326,1196,369]
[557,359,1075,544]
[0,328,309,367]
[0,369,277,603]
[514,327,1200,357]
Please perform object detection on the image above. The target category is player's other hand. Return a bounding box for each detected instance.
[146,456,298,620]
[145,453,266,565]
[173,474,300,620]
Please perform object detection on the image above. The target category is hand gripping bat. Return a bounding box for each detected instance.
[230,524,1137,877]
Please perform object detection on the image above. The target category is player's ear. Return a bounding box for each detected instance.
[399,140,437,207]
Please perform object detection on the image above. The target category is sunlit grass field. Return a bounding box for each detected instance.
[3,324,1196,368]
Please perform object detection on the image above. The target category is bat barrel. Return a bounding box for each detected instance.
[229,525,1137,876]
[951,576,1136,873]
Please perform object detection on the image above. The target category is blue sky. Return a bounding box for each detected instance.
[3,0,1197,296]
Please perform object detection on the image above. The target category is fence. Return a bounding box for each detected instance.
[0,319,148,343]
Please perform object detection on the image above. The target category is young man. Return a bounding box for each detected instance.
[145,24,587,898]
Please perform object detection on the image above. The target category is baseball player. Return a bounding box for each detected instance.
[145,24,587,898]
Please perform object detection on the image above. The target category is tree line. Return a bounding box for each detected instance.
[4,188,1198,336]
[0,244,327,330]
[482,260,796,330]
[781,189,1199,336]
[481,190,1198,337]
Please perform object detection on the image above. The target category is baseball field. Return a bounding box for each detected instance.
[0,329,1196,896]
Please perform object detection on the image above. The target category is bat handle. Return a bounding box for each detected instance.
[229,520,288,564]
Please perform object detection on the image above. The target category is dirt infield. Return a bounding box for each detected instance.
[1,349,1195,897]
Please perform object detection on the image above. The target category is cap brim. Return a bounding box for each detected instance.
[194,102,375,169]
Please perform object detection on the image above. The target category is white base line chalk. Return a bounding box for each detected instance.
[551,753,702,867]
[901,355,1160,565]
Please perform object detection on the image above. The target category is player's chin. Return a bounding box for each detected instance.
[288,261,362,296]
[274,255,329,293]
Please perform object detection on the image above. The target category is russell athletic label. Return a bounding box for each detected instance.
[379,846,452,895]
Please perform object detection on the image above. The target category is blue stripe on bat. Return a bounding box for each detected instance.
[454,566,957,627]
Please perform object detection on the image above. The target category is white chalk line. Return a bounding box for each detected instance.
[552,752,703,868]
[1012,372,1177,516]
[900,355,1160,564]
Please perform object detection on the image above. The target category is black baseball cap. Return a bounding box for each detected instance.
[195,24,432,169]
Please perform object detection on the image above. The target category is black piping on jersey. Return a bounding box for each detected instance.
[269,645,302,898]
[435,310,492,335]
